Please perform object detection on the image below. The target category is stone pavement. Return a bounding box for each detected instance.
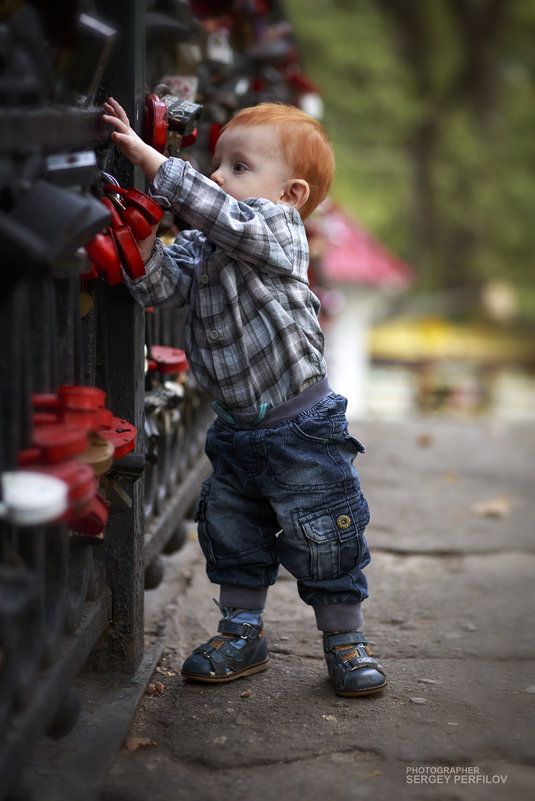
[99,418,535,801]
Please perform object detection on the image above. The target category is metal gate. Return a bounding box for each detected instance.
[0,1,319,796]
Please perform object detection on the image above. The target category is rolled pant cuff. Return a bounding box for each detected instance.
[219,584,269,611]
[313,602,363,632]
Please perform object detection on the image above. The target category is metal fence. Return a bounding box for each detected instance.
[0,1,316,795]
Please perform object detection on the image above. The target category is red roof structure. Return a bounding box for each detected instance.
[307,201,413,289]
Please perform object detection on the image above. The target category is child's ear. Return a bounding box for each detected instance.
[281,179,310,211]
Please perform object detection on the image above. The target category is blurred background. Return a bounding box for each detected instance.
[282,0,535,423]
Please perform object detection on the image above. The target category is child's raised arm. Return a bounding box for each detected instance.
[103,98,167,182]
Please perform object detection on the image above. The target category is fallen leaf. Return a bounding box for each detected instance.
[124,736,156,752]
[240,689,251,698]
[417,433,433,447]
[471,494,510,518]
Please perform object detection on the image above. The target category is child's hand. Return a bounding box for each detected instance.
[103,98,145,165]
[103,97,167,181]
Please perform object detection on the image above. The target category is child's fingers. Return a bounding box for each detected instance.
[103,114,131,138]
[106,97,130,126]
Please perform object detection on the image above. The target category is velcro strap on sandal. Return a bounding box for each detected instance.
[346,655,379,670]
[323,630,368,649]
[218,619,260,639]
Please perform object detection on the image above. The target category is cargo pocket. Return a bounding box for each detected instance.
[299,499,368,582]
[194,483,216,568]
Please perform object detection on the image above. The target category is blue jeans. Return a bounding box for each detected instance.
[194,391,371,616]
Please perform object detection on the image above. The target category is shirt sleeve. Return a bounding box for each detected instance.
[123,233,197,309]
[149,158,309,281]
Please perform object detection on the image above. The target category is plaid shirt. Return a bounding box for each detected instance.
[127,158,326,413]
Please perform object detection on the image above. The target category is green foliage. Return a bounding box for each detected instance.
[283,0,535,318]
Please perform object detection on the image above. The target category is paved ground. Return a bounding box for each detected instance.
[98,418,535,801]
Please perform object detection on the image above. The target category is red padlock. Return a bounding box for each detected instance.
[180,127,198,149]
[148,345,189,374]
[58,385,107,410]
[145,93,168,153]
[29,423,89,464]
[84,232,124,285]
[70,492,109,538]
[111,225,145,280]
[209,122,223,154]
[104,184,164,226]
[98,417,137,459]
[102,194,153,241]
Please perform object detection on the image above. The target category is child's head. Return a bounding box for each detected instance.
[213,102,335,219]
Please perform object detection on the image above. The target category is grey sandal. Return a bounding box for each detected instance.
[323,630,386,697]
[181,609,268,683]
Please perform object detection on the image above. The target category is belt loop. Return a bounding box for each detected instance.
[251,402,270,426]
[211,401,236,425]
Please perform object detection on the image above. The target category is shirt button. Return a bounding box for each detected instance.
[200,274,209,284]
[209,330,219,341]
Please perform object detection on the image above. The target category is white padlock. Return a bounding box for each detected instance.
[0,471,68,526]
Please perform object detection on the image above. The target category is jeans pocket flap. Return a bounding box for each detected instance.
[300,500,366,544]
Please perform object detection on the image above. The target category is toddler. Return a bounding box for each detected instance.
[102,97,386,696]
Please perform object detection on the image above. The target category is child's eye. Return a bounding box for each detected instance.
[233,162,247,173]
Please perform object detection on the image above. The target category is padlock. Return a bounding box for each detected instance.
[145,93,168,153]
[70,493,109,538]
[10,180,111,262]
[17,423,89,465]
[180,127,198,149]
[57,385,109,431]
[18,454,97,522]
[45,151,98,187]
[98,417,137,459]
[78,432,115,475]
[104,184,164,226]
[84,232,123,285]
[0,471,69,526]
[144,93,203,152]
[161,95,203,136]
[102,193,153,241]
[111,224,145,280]
[58,384,107,411]
[148,345,189,374]
[65,13,117,104]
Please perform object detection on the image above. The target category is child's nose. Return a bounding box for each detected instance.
[210,168,223,186]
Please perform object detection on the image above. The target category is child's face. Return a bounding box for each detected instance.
[210,124,291,205]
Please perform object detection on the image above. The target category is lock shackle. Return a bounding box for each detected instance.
[103,184,163,226]
[105,184,128,197]
[101,171,120,187]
